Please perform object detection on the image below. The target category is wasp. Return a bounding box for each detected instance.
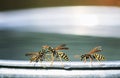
[81,46,105,63]
[25,49,50,67]
[25,51,45,63]
[75,46,105,63]
[42,44,69,66]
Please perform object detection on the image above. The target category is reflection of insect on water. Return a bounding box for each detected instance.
[75,46,105,63]
[42,44,69,66]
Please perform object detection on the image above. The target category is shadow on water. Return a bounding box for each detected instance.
[0,30,120,61]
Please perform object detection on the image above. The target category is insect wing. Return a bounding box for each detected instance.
[25,52,39,56]
[88,46,102,54]
[55,44,69,50]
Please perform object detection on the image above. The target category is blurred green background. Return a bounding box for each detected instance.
[0,0,120,61]
[0,31,120,61]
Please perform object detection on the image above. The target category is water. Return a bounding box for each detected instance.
[0,30,120,61]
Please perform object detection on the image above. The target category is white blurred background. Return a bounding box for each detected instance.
[0,6,120,38]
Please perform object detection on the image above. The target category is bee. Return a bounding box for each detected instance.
[42,44,69,66]
[77,46,105,63]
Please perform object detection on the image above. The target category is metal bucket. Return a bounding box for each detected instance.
[0,60,120,78]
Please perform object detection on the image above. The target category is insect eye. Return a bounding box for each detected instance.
[81,55,85,58]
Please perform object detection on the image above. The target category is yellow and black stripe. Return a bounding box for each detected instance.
[93,53,105,61]
[58,52,69,61]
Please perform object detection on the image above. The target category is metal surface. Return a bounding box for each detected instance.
[0,60,120,78]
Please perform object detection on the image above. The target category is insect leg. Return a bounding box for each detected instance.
[96,58,101,64]
[58,54,64,67]
[84,57,87,63]
[39,59,46,68]
[45,54,52,61]
[50,53,54,66]
[89,56,93,65]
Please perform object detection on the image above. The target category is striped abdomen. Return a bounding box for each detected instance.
[58,52,69,61]
[93,53,105,61]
